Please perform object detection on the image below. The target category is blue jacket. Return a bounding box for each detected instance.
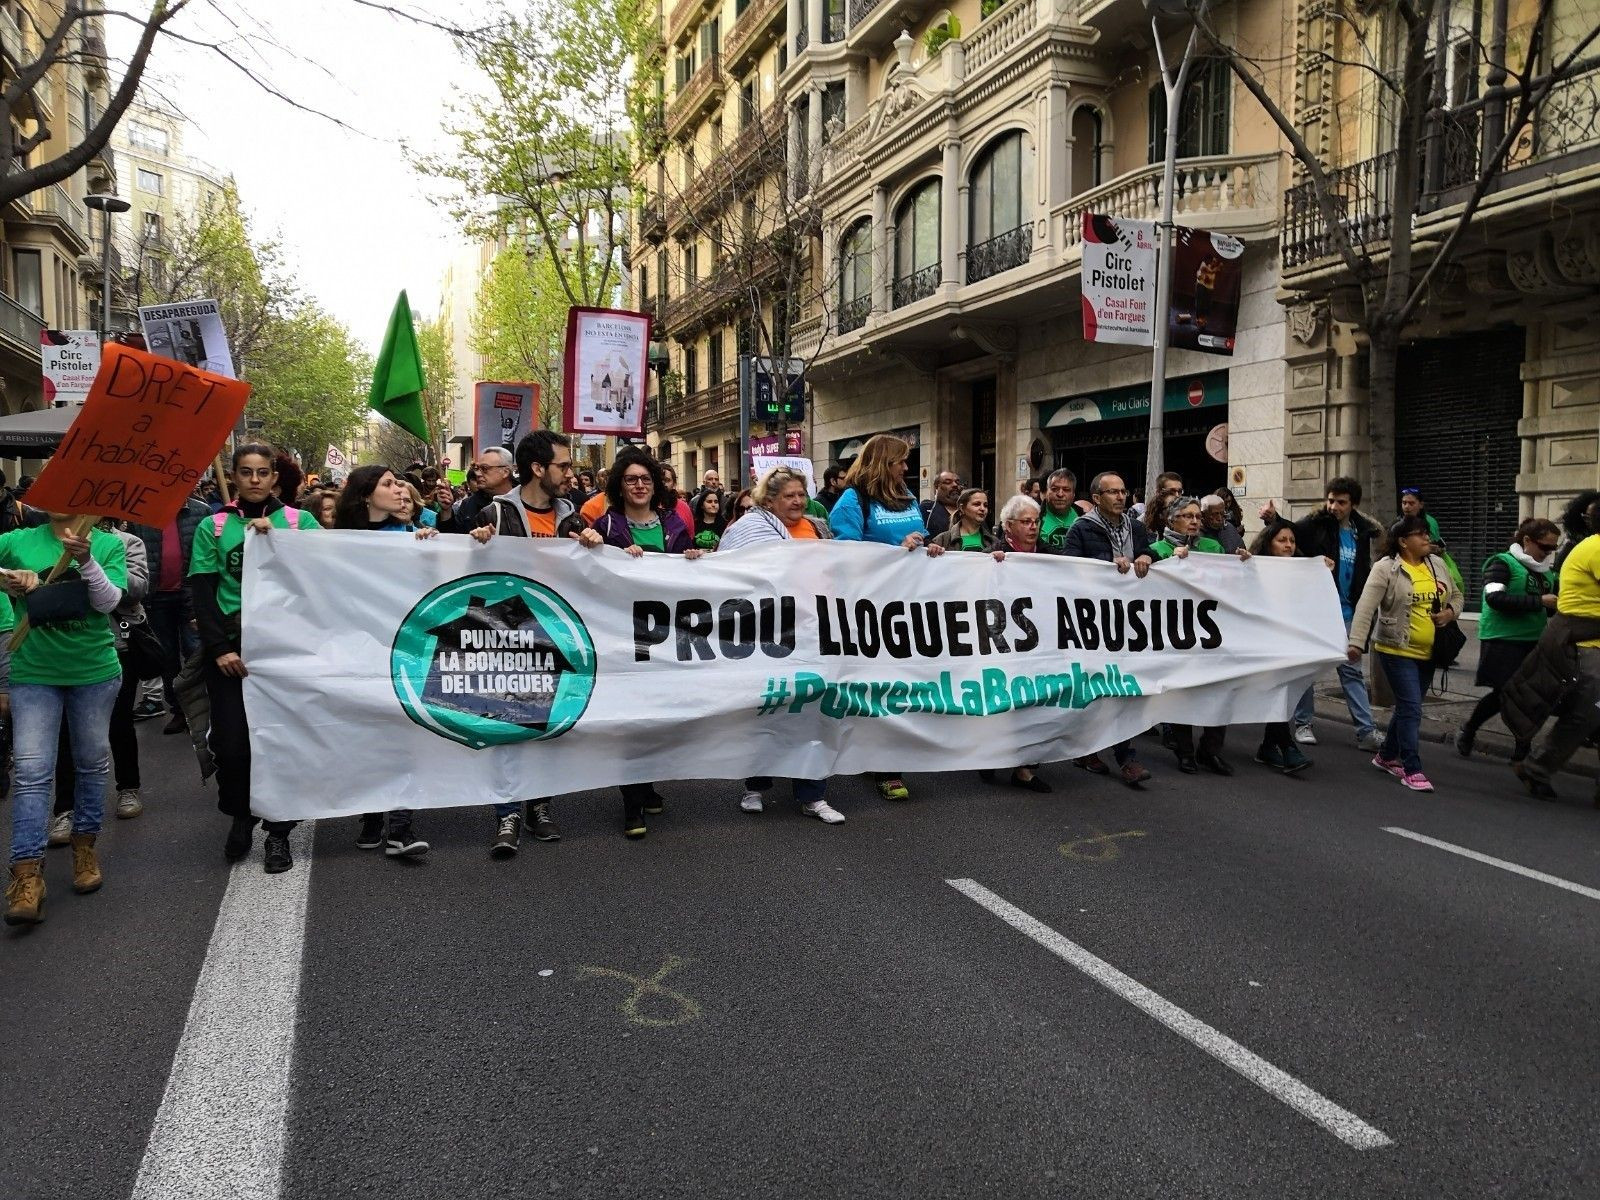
[830,487,926,546]
[132,497,211,588]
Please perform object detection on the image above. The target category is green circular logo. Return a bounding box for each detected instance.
[391,573,596,749]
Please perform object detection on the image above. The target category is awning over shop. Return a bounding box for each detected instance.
[1039,372,1228,429]
[830,424,921,462]
[0,404,79,452]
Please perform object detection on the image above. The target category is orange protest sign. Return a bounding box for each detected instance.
[25,342,251,528]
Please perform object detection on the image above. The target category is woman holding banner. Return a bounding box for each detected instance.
[190,444,321,874]
[719,465,845,823]
[829,434,927,802]
[1,512,128,925]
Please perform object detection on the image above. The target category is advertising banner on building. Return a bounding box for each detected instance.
[1081,213,1157,346]
[750,430,804,457]
[41,329,100,405]
[473,381,539,455]
[241,536,1344,820]
[138,298,235,378]
[562,307,650,436]
[1167,226,1245,356]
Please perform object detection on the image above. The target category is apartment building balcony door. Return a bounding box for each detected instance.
[971,377,996,499]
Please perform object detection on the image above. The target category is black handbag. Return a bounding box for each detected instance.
[118,617,168,679]
[1431,618,1467,669]
[24,575,89,628]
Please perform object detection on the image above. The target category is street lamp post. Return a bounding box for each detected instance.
[1142,0,1204,499]
[83,193,131,339]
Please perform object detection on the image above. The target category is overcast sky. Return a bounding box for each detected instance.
[110,0,495,350]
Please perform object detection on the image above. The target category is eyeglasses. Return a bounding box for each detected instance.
[1096,488,1127,496]
[621,473,654,485]
[236,468,273,480]
[471,462,508,473]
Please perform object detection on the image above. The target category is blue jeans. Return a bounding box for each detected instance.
[1293,615,1375,737]
[1378,652,1434,775]
[10,676,121,863]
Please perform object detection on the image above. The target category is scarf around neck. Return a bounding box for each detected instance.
[1083,506,1130,558]
[1509,542,1554,574]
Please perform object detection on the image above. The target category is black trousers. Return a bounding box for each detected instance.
[205,659,294,835]
[1173,725,1225,757]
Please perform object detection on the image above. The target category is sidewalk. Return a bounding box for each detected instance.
[1308,616,1598,784]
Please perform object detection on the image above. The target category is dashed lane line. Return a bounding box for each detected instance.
[946,877,1394,1151]
[1383,826,1600,903]
[130,823,315,1200]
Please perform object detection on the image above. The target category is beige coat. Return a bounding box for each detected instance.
[1348,554,1465,653]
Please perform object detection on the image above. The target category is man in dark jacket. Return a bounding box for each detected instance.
[1062,471,1154,786]
[920,469,961,537]
[438,445,515,533]
[132,493,212,733]
[1262,477,1382,750]
[817,464,847,513]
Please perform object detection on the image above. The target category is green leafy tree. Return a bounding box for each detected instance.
[415,309,461,457]
[245,303,372,463]
[469,245,576,424]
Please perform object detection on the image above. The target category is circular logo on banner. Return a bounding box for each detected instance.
[391,573,596,750]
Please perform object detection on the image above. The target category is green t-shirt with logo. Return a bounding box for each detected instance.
[0,525,127,686]
[630,520,666,552]
[1041,507,1078,550]
[960,533,984,551]
[693,528,720,550]
[189,505,320,616]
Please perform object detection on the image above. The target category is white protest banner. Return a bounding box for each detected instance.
[41,329,100,404]
[139,298,234,378]
[242,537,1344,821]
[751,454,817,497]
[1080,213,1157,346]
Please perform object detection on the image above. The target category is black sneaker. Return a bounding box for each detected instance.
[528,801,561,841]
[491,813,522,859]
[384,824,430,858]
[162,711,188,736]
[623,797,646,839]
[642,790,665,815]
[1196,752,1234,777]
[263,832,293,874]
[356,814,386,849]
[224,816,256,862]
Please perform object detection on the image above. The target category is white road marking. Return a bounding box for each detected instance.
[131,823,315,1200]
[1384,826,1600,902]
[946,878,1394,1151]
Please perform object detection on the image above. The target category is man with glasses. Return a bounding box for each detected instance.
[468,431,603,855]
[438,445,515,534]
[1063,471,1156,786]
[920,470,963,538]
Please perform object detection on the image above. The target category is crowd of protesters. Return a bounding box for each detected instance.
[3,427,1597,929]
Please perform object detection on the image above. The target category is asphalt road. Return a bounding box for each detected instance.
[3,719,1599,1199]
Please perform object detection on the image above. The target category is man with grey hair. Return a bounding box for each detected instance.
[439,445,516,533]
[1199,493,1244,552]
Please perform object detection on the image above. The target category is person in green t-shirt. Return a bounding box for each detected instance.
[189,443,320,875]
[1,512,129,924]
[1039,468,1081,550]
[690,489,724,551]
[928,488,1003,558]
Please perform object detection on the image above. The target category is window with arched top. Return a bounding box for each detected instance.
[967,131,1034,283]
[893,179,941,308]
[838,218,872,334]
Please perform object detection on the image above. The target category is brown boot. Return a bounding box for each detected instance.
[70,833,102,895]
[5,859,45,924]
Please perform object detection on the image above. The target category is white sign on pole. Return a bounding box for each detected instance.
[41,329,100,405]
[241,537,1346,820]
[138,298,235,378]
[1080,213,1157,346]
[750,454,818,497]
[325,444,348,470]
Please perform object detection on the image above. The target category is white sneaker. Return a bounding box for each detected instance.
[801,800,845,824]
[1358,730,1383,752]
[47,811,71,846]
[1293,724,1317,745]
[740,790,764,813]
[115,788,144,819]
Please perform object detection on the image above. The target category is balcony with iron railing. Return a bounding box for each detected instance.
[667,0,713,47]
[665,53,725,138]
[659,239,784,335]
[837,293,869,334]
[725,0,784,69]
[848,0,937,53]
[639,195,667,243]
[9,182,92,250]
[966,223,1033,283]
[0,290,44,361]
[662,377,739,431]
[892,263,940,308]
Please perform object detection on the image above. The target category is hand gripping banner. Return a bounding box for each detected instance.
[241,537,1346,820]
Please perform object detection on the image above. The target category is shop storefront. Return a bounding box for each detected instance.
[1039,372,1229,496]
[829,424,924,497]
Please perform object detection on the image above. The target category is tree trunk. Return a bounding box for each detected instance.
[1366,318,1401,522]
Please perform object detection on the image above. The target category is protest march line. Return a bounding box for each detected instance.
[945,878,1395,1151]
[1383,827,1600,903]
[131,824,315,1200]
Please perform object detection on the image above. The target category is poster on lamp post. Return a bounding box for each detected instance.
[138,298,235,377]
[473,381,540,455]
[562,307,650,437]
[1080,213,1157,346]
[1167,225,1245,356]
[41,329,100,405]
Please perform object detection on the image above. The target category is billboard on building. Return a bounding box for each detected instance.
[1081,213,1157,346]
[474,382,540,455]
[1167,226,1245,356]
[41,329,100,405]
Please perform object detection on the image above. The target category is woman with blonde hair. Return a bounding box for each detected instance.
[828,434,926,802]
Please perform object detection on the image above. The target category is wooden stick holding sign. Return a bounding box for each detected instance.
[213,452,232,505]
[9,342,251,650]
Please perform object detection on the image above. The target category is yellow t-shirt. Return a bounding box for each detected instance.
[1558,535,1600,647]
[1380,559,1443,660]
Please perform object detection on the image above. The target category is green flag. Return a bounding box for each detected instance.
[368,290,429,442]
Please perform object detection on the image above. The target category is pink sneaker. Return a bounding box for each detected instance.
[1400,772,1434,792]
[1371,753,1404,778]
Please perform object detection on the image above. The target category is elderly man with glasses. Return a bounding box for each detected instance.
[437,445,516,534]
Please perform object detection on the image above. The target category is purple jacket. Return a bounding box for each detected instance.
[591,508,693,554]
